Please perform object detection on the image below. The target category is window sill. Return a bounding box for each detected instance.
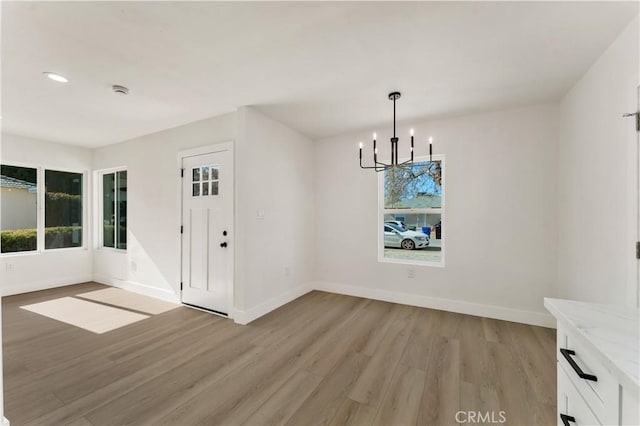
[97,247,127,254]
[1,246,88,257]
[378,257,445,268]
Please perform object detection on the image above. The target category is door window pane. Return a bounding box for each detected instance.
[45,170,83,249]
[192,183,200,197]
[0,165,38,253]
[211,166,219,196]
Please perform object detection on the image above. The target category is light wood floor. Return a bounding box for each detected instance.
[3,283,556,426]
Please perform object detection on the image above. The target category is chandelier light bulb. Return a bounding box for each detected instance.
[373,132,377,140]
[410,128,414,136]
[429,136,433,144]
[359,142,363,149]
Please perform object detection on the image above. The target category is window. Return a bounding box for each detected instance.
[45,170,83,249]
[1,164,85,254]
[0,165,38,253]
[380,156,444,265]
[101,170,127,249]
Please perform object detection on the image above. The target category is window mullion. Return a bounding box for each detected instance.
[37,167,45,252]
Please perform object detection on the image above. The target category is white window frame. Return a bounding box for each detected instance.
[378,154,445,267]
[95,167,127,251]
[0,161,88,256]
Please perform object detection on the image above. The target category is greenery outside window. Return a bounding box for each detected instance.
[45,170,83,249]
[379,156,444,266]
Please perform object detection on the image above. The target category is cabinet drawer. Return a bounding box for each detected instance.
[558,363,601,426]
[556,323,618,425]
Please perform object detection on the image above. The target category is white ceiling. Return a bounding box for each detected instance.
[2,1,638,147]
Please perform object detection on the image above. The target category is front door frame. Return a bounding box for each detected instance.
[177,141,235,318]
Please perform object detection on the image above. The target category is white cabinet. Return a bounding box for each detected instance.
[557,363,601,426]
[545,298,639,426]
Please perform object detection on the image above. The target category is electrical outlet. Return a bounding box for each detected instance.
[407,268,415,279]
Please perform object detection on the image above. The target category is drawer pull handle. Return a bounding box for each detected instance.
[560,348,598,382]
[560,414,576,426]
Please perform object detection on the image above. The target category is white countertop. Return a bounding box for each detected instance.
[544,298,639,390]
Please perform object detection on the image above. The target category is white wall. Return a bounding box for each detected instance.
[314,104,560,326]
[0,188,36,230]
[92,107,316,323]
[0,132,93,295]
[558,15,640,307]
[92,113,236,302]
[233,107,315,323]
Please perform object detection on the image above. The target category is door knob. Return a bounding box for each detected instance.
[223,230,227,236]
[220,242,228,248]
[623,111,640,131]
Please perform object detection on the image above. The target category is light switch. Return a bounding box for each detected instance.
[256,209,265,220]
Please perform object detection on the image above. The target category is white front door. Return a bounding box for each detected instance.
[636,85,640,308]
[181,145,233,316]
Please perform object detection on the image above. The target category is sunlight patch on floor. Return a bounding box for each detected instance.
[76,287,178,315]
[20,296,149,334]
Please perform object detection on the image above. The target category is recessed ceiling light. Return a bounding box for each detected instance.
[43,72,68,83]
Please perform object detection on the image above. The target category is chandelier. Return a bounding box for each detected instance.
[359,91,433,172]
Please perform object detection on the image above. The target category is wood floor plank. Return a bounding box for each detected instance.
[506,322,556,406]
[64,416,94,426]
[460,381,501,417]
[348,304,416,406]
[241,370,323,426]
[373,363,427,426]
[3,283,557,426]
[328,398,377,426]
[151,295,362,426]
[285,351,371,426]
[417,335,462,426]
[400,307,438,370]
[486,341,535,425]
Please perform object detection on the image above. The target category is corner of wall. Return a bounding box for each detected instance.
[233,281,313,325]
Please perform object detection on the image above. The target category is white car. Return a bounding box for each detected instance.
[384,224,430,250]
[384,220,407,231]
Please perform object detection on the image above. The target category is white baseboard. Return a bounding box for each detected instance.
[1,275,93,297]
[233,283,313,325]
[312,281,556,328]
[92,274,179,304]
[1,416,9,426]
